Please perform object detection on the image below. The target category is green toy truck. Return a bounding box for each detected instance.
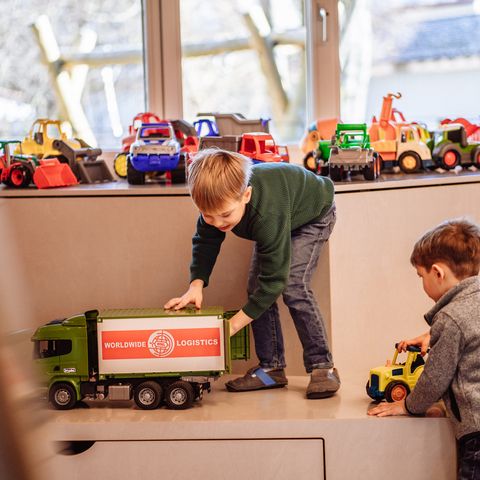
[328,123,379,181]
[366,345,425,402]
[32,308,249,410]
[432,123,480,170]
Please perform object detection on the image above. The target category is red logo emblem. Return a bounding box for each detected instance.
[148,330,175,357]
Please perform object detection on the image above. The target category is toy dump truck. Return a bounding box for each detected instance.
[197,112,269,152]
[17,119,113,184]
[328,123,380,181]
[197,113,289,162]
[197,112,270,135]
[366,345,425,402]
[32,308,249,410]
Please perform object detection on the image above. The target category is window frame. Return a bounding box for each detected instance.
[144,0,341,128]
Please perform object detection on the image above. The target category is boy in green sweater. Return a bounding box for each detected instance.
[164,149,339,398]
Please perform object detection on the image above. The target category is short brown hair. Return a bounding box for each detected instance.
[188,149,252,212]
[410,219,480,279]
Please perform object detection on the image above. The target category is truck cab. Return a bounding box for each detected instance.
[396,125,433,173]
[239,133,284,163]
[16,119,81,160]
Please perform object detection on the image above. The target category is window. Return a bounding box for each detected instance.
[1,0,145,149]
[339,0,480,129]
[34,339,72,359]
[179,0,307,143]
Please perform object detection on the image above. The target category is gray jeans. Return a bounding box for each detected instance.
[247,204,336,373]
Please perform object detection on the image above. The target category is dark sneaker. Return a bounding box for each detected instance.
[225,367,288,392]
[306,367,340,399]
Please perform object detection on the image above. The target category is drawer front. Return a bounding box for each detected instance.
[45,438,325,480]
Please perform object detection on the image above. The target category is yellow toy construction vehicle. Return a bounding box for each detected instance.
[15,119,113,184]
[16,119,80,159]
[366,344,425,402]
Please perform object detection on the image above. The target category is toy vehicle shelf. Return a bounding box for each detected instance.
[3,169,480,197]
[40,376,455,480]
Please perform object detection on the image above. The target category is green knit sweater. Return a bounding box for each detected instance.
[190,163,334,319]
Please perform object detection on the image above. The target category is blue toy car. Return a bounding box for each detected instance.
[127,122,185,185]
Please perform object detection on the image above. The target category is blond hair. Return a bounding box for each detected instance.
[410,219,480,279]
[188,149,253,212]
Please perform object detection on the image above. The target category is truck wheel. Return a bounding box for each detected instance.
[363,162,376,181]
[365,380,382,401]
[398,152,421,173]
[303,151,317,173]
[440,149,459,169]
[134,381,162,410]
[113,153,128,178]
[170,154,186,184]
[329,165,343,182]
[127,156,145,185]
[472,147,480,167]
[385,381,410,403]
[50,382,77,410]
[365,380,373,399]
[8,164,32,188]
[164,381,194,410]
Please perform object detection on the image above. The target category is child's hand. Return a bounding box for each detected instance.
[164,280,204,310]
[367,399,407,417]
[397,331,431,356]
[229,310,253,336]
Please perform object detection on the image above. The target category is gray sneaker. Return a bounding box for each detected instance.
[306,367,340,399]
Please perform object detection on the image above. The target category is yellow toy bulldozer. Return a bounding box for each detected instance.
[16,119,113,183]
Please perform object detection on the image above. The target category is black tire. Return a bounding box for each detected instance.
[329,165,343,182]
[398,151,421,173]
[384,381,410,403]
[366,380,379,401]
[7,164,32,188]
[440,149,460,170]
[319,164,330,177]
[170,154,186,184]
[303,151,317,173]
[50,382,77,410]
[164,381,194,410]
[472,146,480,167]
[127,156,145,185]
[134,381,162,410]
[378,154,384,171]
[363,162,376,181]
